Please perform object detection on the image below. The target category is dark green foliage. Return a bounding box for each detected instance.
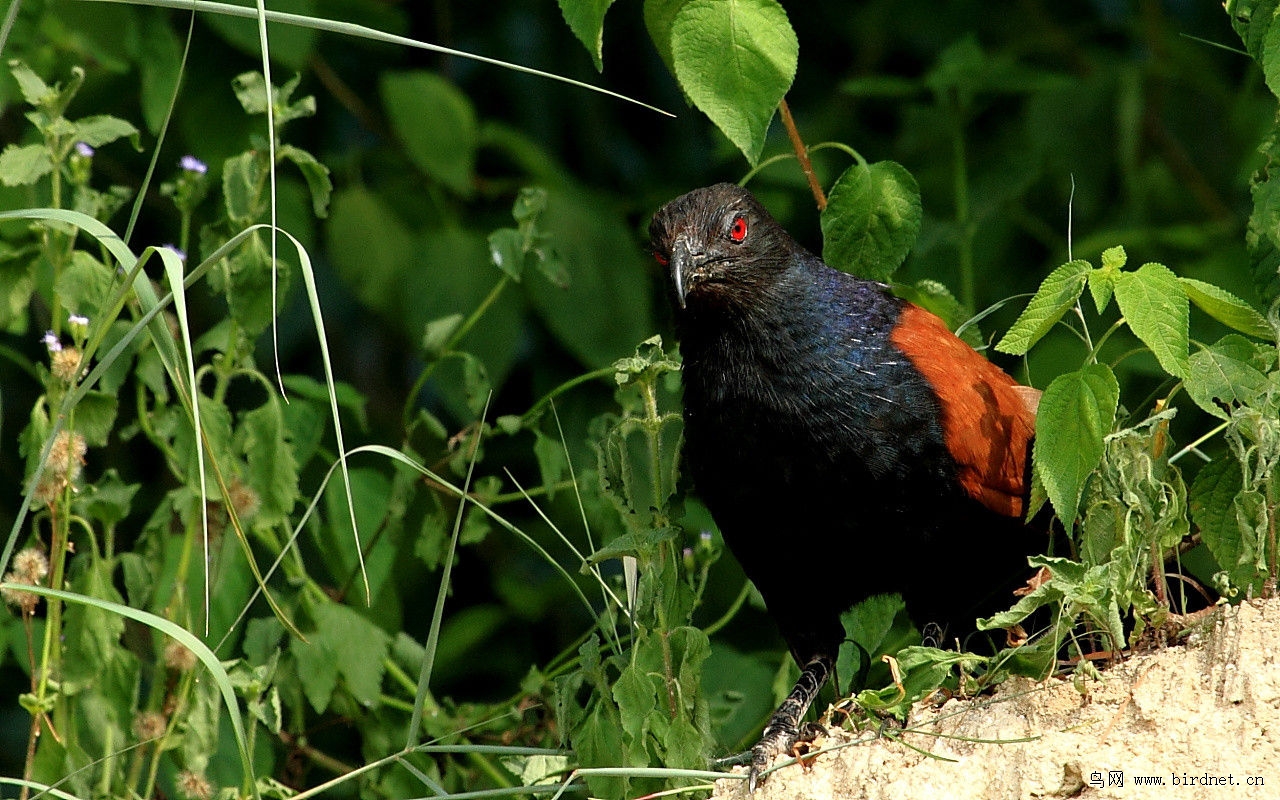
[0,1,1277,798]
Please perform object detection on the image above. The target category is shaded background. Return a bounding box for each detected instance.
[0,0,1271,785]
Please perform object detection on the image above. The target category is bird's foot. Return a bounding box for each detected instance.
[746,719,828,791]
[747,716,799,793]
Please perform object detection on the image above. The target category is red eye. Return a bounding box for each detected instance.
[730,216,748,242]
[653,251,668,266]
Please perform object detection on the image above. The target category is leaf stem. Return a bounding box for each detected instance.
[777,98,826,210]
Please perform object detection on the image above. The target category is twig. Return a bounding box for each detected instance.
[778,98,826,210]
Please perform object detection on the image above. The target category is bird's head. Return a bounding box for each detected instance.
[649,183,798,311]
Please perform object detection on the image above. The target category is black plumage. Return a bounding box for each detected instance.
[649,183,1041,787]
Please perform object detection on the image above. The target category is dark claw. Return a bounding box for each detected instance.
[747,717,801,792]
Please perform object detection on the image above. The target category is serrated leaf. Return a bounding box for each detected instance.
[1185,335,1273,419]
[1100,245,1128,271]
[1090,247,1125,313]
[73,115,139,149]
[821,160,921,282]
[1264,8,1280,98]
[1034,363,1119,525]
[1114,262,1190,378]
[8,60,55,107]
[1189,454,1268,594]
[0,143,53,186]
[559,0,617,71]
[380,71,477,197]
[293,600,391,712]
[241,402,299,526]
[1180,277,1274,339]
[995,259,1090,355]
[670,0,798,165]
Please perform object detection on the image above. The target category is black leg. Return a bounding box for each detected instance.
[748,653,833,792]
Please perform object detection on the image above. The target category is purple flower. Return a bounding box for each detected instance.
[41,331,62,352]
[162,244,187,261]
[68,314,89,327]
[74,142,95,158]
[179,155,208,175]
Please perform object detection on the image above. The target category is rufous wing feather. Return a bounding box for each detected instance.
[890,303,1038,518]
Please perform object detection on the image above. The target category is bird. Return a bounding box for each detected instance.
[648,183,1042,789]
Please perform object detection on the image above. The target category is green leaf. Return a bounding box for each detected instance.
[1180,277,1274,340]
[380,71,478,197]
[995,259,1090,355]
[642,0,684,75]
[208,2,319,71]
[837,593,917,692]
[488,227,526,281]
[293,600,391,712]
[0,143,53,186]
[55,250,116,321]
[207,229,292,336]
[241,401,299,527]
[278,144,332,218]
[533,427,569,499]
[1184,335,1273,419]
[525,186,654,367]
[72,115,139,149]
[1089,245,1127,312]
[1264,8,1280,98]
[575,701,627,798]
[422,313,464,357]
[326,186,416,312]
[1190,456,1257,592]
[892,280,981,347]
[1114,262,1190,379]
[613,662,657,742]
[670,0,798,165]
[75,391,119,448]
[222,150,264,225]
[821,160,922,282]
[1034,363,1119,525]
[136,10,182,133]
[63,558,126,667]
[8,60,55,107]
[76,469,139,528]
[559,0,617,71]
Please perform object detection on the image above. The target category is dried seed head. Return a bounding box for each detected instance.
[51,347,83,383]
[132,710,167,741]
[13,549,48,584]
[227,477,261,522]
[164,639,198,673]
[1,572,39,614]
[48,430,88,480]
[177,770,213,800]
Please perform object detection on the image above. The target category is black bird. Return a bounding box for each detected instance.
[649,183,1041,788]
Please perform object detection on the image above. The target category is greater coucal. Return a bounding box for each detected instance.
[649,183,1041,788]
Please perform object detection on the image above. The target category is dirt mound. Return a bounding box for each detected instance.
[713,598,1280,799]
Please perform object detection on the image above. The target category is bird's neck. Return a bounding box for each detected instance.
[677,262,899,395]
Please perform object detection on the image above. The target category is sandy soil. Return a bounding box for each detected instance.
[712,598,1280,800]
